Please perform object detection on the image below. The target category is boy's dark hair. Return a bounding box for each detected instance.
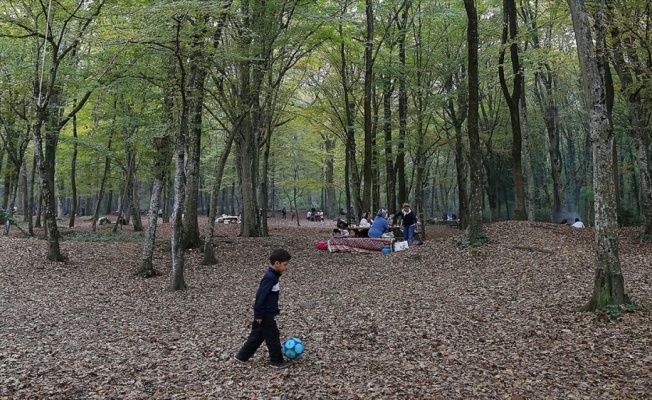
[270,248,292,264]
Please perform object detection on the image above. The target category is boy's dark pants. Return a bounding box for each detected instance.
[237,318,283,363]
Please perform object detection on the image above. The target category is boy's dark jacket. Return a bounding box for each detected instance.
[253,267,281,319]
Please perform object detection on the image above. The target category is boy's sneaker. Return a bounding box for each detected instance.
[233,354,247,364]
[269,361,290,369]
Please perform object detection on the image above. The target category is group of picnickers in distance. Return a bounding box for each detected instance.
[334,203,422,246]
[306,207,324,222]
[559,216,586,228]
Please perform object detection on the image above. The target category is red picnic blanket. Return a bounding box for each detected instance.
[327,237,394,253]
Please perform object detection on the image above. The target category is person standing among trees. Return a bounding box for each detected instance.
[398,202,418,245]
[235,249,292,369]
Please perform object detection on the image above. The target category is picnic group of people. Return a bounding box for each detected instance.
[339,202,419,245]
[559,217,586,228]
[306,207,324,222]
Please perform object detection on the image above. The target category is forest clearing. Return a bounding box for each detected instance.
[1,218,651,399]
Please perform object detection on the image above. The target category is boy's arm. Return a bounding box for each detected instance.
[253,276,274,320]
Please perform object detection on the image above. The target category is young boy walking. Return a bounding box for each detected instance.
[235,248,292,369]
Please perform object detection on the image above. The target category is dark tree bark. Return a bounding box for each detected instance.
[382,75,396,212]
[498,0,526,220]
[464,0,484,243]
[181,19,209,250]
[68,113,78,228]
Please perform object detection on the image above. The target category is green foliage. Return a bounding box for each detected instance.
[61,230,145,243]
[638,232,652,242]
[618,207,644,227]
[592,303,649,323]
[457,231,491,249]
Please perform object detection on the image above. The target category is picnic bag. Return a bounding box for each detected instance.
[394,240,409,251]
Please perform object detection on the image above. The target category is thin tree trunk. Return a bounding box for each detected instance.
[91,130,113,232]
[169,125,188,291]
[520,84,536,222]
[136,177,164,278]
[68,113,78,228]
[28,156,36,236]
[203,130,235,265]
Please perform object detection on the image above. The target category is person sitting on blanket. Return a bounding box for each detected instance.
[368,209,393,238]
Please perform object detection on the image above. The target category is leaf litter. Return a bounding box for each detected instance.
[0,219,651,399]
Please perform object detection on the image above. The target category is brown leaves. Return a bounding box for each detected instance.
[0,219,651,399]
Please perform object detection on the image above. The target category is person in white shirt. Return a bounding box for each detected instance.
[359,212,373,227]
[571,218,585,228]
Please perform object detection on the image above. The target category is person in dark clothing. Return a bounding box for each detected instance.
[235,249,292,369]
[398,202,418,245]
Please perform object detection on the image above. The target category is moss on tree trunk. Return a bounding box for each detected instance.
[134,259,161,278]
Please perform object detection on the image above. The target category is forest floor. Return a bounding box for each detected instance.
[1,216,652,399]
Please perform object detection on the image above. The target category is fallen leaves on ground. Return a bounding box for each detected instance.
[1,218,651,399]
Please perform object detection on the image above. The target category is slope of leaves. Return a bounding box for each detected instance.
[1,219,651,399]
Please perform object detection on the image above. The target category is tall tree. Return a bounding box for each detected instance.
[464,0,484,243]
[566,0,629,310]
[608,0,652,235]
[0,0,105,261]
[498,0,526,220]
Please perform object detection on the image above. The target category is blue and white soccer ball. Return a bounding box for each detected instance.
[282,337,304,360]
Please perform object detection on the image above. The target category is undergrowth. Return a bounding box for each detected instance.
[457,231,491,248]
[639,232,652,242]
[61,230,145,243]
[592,303,649,323]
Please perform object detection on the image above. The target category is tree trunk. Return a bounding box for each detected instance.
[520,83,536,222]
[203,130,235,265]
[324,137,336,219]
[28,156,36,236]
[362,0,374,212]
[337,17,361,225]
[464,0,484,243]
[136,177,164,278]
[168,126,187,291]
[454,122,469,228]
[498,0,526,221]
[129,172,144,232]
[535,70,564,220]
[567,0,629,310]
[68,113,78,228]
[32,114,65,262]
[382,76,396,213]
[181,51,207,250]
[236,121,261,237]
[113,149,136,233]
[91,129,113,232]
